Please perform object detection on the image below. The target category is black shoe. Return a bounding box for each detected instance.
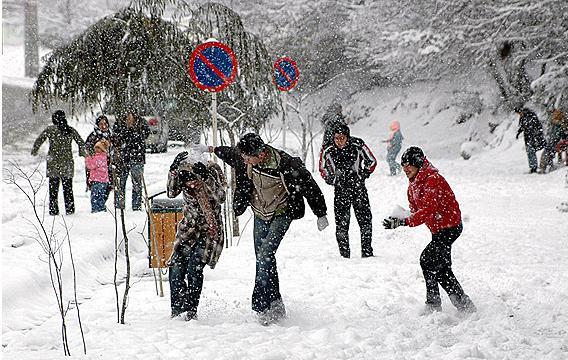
[49,211,59,216]
[362,252,374,258]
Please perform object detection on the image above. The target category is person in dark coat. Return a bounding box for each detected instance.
[31,110,85,215]
[111,111,150,210]
[319,124,377,258]
[194,133,328,325]
[383,147,476,314]
[514,107,546,173]
[166,153,226,321]
[383,120,404,176]
[321,102,347,150]
[85,115,112,191]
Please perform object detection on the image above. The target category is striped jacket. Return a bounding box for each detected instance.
[319,137,377,186]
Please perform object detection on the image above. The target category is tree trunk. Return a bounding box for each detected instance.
[119,209,131,324]
[24,0,39,77]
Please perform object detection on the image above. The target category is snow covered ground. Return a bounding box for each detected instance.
[2,102,568,359]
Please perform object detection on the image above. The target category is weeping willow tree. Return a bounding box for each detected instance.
[31,0,280,136]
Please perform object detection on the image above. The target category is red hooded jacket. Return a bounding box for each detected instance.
[405,159,461,234]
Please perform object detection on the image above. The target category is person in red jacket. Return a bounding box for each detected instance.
[382,146,476,314]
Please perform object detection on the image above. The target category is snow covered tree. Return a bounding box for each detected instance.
[31,1,280,135]
[346,0,567,109]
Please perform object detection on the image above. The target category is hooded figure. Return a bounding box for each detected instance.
[85,115,112,190]
[514,107,546,173]
[31,110,86,215]
[383,120,404,175]
[166,152,226,320]
[85,139,111,212]
[539,109,568,173]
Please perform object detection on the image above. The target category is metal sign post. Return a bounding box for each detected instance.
[281,92,287,148]
[211,92,218,149]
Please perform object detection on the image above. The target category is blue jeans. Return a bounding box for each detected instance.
[90,182,109,212]
[525,144,538,172]
[252,213,292,313]
[115,163,144,210]
[169,242,206,316]
[387,146,402,175]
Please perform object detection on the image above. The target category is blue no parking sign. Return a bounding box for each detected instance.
[188,41,238,92]
[273,57,299,91]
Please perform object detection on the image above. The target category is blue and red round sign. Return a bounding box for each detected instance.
[273,57,299,91]
[188,41,238,92]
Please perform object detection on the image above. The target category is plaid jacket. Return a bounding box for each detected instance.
[167,162,226,268]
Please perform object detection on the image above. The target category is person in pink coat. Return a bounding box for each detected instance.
[85,140,111,212]
[382,120,404,176]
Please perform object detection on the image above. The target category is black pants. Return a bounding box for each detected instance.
[49,177,75,215]
[334,184,373,258]
[420,223,465,306]
[169,242,205,317]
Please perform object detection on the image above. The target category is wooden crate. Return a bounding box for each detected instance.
[148,198,184,268]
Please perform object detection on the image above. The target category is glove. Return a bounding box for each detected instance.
[317,216,329,231]
[382,216,407,229]
[170,151,188,171]
[192,144,211,153]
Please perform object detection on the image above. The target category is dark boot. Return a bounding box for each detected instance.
[420,302,442,316]
[449,294,477,313]
[183,310,198,321]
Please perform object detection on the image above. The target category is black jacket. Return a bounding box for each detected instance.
[112,121,150,166]
[320,137,377,188]
[517,109,546,150]
[214,146,327,220]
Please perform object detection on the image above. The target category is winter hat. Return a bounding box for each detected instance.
[238,133,265,156]
[401,146,425,168]
[389,120,400,131]
[334,124,350,137]
[94,139,110,153]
